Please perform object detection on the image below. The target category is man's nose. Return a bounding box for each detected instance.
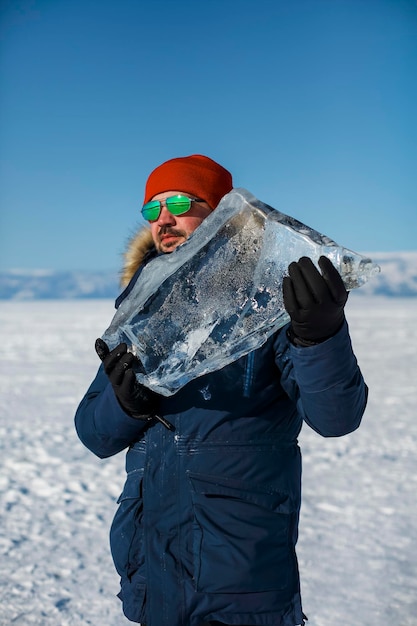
[157,204,176,226]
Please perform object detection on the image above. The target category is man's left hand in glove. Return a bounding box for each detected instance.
[283,256,348,346]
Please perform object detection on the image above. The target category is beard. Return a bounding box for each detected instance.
[156,226,187,253]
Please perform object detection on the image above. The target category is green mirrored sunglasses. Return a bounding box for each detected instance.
[141,195,204,222]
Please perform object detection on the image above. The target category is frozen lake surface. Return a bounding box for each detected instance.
[0,297,416,626]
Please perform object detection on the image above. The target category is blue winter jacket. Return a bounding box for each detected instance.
[75,285,367,626]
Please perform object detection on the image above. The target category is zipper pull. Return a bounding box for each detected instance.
[153,414,175,431]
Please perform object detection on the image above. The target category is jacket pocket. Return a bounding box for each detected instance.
[110,469,145,580]
[188,472,295,593]
[118,576,146,623]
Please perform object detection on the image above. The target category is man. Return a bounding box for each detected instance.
[75,154,367,626]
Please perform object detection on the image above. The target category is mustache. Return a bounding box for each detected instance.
[158,226,185,239]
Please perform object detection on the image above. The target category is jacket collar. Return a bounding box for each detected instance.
[121,227,155,287]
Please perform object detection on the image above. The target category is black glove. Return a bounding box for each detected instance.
[95,338,157,419]
[283,256,348,344]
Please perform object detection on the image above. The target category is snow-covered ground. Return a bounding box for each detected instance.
[0,297,416,626]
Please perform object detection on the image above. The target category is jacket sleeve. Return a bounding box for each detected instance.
[74,364,149,459]
[274,320,368,437]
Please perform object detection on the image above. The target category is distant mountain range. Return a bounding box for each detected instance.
[351,251,417,297]
[1,251,416,300]
[0,269,120,300]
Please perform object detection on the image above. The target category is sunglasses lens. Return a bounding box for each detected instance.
[141,195,194,221]
[165,195,192,215]
[141,201,161,221]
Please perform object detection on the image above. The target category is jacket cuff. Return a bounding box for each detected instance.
[93,383,149,440]
[289,320,356,392]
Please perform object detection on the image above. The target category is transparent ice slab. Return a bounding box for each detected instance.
[102,188,380,396]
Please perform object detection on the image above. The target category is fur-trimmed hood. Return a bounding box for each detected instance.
[120,227,156,287]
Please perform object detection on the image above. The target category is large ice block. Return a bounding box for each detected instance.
[102,188,380,396]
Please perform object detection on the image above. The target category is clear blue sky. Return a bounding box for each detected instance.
[1,0,416,271]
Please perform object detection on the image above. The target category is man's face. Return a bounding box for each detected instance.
[149,190,213,254]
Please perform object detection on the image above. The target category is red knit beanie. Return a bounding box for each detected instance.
[143,154,233,210]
